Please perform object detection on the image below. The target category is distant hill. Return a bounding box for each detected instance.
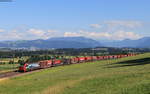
[0,37,101,49]
[102,37,150,48]
[0,37,150,49]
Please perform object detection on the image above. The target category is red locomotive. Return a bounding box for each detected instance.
[19,59,62,72]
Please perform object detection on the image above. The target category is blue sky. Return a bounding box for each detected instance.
[0,0,150,41]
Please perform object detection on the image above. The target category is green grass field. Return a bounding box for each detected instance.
[0,57,28,73]
[0,57,28,63]
[0,53,150,94]
[0,64,19,73]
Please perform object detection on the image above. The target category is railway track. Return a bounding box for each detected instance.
[0,69,46,79]
[0,71,21,79]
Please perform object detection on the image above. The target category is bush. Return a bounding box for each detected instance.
[8,60,14,64]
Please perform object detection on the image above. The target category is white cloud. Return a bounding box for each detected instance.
[64,32,80,37]
[63,30,141,40]
[109,30,141,40]
[27,29,45,36]
[90,24,102,28]
[47,30,57,33]
[25,29,61,40]
[44,30,60,39]
[104,20,143,28]
[0,29,143,41]
[0,29,22,40]
[0,28,60,41]
[0,21,144,41]
[86,20,143,40]
[0,29,5,32]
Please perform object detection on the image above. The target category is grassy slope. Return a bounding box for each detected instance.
[0,57,28,73]
[0,53,150,94]
[0,56,28,63]
[0,64,18,73]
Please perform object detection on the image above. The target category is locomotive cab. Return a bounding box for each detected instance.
[19,63,40,72]
[19,63,28,72]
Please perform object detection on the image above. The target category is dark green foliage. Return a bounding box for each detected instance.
[0,47,149,59]
[18,60,25,65]
[8,60,14,64]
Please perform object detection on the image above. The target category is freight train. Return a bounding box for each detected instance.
[19,54,136,72]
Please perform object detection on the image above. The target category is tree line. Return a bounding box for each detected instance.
[0,47,149,65]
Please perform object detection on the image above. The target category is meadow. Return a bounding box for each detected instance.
[0,64,18,73]
[0,53,150,94]
[0,57,28,73]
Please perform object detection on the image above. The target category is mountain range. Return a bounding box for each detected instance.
[0,37,100,49]
[0,37,150,49]
[102,37,150,48]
